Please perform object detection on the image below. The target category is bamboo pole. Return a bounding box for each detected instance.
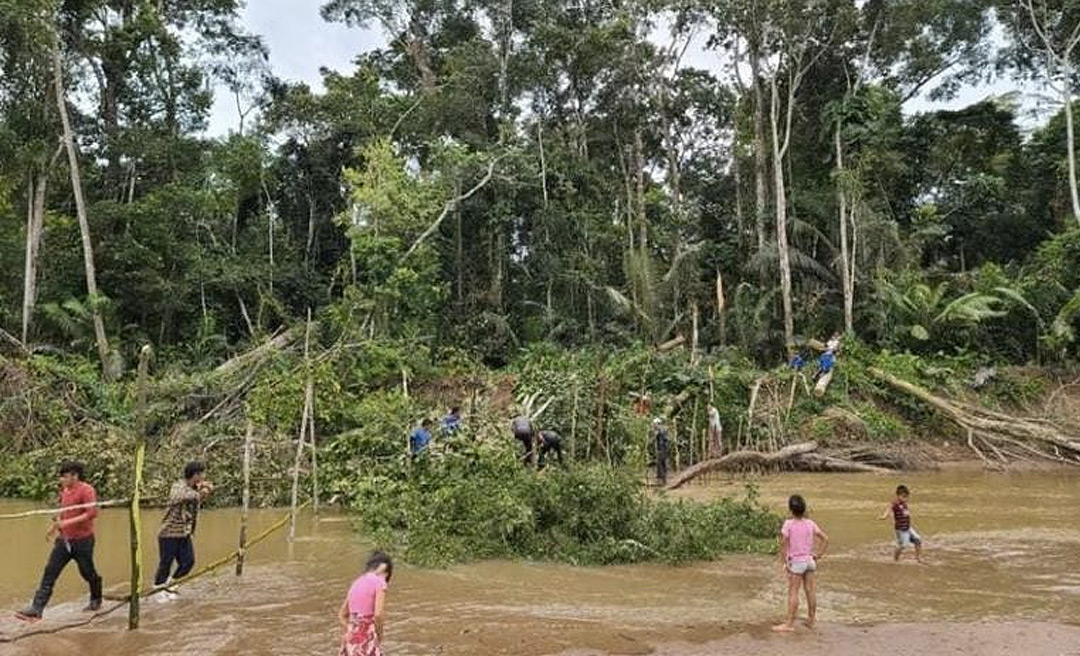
[236,414,253,576]
[308,379,318,516]
[691,396,700,467]
[569,379,579,465]
[289,314,314,542]
[0,499,129,520]
[128,345,151,630]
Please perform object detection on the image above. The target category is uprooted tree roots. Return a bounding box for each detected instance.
[869,368,1080,468]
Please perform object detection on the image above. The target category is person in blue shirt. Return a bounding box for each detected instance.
[409,419,433,456]
[814,349,836,381]
[441,406,462,435]
[790,352,806,371]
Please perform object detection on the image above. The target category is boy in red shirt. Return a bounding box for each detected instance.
[15,461,103,621]
[880,484,924,563]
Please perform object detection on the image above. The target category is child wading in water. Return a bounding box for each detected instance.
[880,484,923,562]
[773,494,829,632]
[339,551,392,656]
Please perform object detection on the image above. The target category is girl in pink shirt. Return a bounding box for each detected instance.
[338,551,393,656]
[773,494,829,632]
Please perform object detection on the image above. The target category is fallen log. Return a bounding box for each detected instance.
[665,442,799,489]
[869,368,1080,465]
[212,326,304,380]
[791,454,892,474]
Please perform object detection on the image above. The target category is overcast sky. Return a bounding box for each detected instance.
[204,1,1046,137]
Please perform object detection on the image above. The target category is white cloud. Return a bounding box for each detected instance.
[204,0,384,136]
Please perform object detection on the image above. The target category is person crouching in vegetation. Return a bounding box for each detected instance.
[154,461,213,601]
[339,551,393,656]
[511,414,535,466]
[537,429,564,468]
[773,494,829,633]
[652,418,670,485]
[409,418,433,458]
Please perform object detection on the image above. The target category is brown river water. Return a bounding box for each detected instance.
[2,468,1079,655]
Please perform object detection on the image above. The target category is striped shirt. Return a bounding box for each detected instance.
[891,499,911,531]
[159,480,202,538]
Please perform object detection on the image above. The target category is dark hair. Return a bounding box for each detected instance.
[788,494,807,518]
[364,550,394,582]
[421,418,432,428]
[184,461,206,480]
[896,485,909,496]
[450,406,460,414]
[59,461,85,479]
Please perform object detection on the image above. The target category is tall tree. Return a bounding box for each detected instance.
[1000,0,1080,223]
[53,41,111,374]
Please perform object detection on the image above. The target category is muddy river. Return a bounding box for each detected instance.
[2,468,1078,655]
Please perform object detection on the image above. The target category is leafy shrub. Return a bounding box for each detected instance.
[345,437,778,567]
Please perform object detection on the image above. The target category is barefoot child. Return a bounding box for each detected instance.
[773,494,829,632]
[339,551,393,656]
[880,484,923,562]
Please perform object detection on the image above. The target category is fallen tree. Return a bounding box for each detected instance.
[868,367,1080,467]
[665,441,892,490]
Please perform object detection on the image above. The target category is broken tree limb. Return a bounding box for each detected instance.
[657,334,686,352]
[869,367,1080,465]
[399,155,502,264]
[664,441,895,489]
[212,326,302,380]
[666,442,816,490]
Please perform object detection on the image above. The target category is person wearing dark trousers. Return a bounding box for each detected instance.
[154,461,213,602]
[537,430,564,469]
[653,418,670,485]
[512,415,536,466]
[16,461,103,621]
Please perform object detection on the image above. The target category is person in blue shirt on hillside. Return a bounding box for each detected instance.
[814,349,836,382]
[441,406,462,435]
[409,419,433,457]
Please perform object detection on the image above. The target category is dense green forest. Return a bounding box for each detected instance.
[2,0,1079,368]
[2,1,1080,562]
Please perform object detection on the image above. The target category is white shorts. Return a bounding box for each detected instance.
[895,528,922,548]
[787,558,817,575]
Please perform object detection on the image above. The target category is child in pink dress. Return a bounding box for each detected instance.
[339,551,393,656]
[773,494,829,632]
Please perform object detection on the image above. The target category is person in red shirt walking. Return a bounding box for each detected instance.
[15,461,103,621]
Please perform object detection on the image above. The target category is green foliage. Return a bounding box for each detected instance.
[344,441,778,567]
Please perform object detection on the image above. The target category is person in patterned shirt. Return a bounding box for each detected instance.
[154,461,213,601]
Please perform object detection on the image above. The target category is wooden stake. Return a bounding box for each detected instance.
[128,345,151,630]
[289,313,313,542]
[308,379,318,516]
[236,414,252,576]
[569,379,579,464]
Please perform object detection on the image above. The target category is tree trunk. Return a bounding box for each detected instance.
[715,270,726,347]
[1064,68,1080,222]
[750,54,769,253]
[770,76,795,352]
[21,173,48,345]
[835,119,854,335]
[634,127,647,252]
[455,179,464,304]
[53,45,111,376]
